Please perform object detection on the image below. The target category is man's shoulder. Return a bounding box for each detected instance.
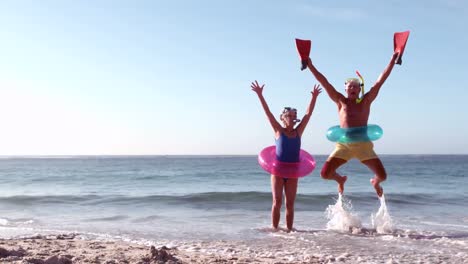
[360,94,374,105]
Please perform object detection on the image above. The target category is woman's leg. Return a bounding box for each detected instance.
[271,175,284,229]
[284,178,298,231]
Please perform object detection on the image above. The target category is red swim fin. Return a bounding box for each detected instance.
[295,38,311,71]
[393,31,410,65]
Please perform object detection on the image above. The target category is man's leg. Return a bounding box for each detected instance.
[321,157,348,193]
[284,178,298,231]
[361,158,387,197]
[270,175,284,229]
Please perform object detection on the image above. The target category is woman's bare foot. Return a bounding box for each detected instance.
[337,175,347,194]
[370,178,384,197]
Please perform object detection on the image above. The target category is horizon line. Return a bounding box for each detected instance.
[1,153,467,158]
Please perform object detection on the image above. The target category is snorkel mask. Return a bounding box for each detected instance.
[282,107,301,123]
[345,71,365,103]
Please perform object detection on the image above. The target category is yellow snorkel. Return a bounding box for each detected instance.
[355,70,364,103]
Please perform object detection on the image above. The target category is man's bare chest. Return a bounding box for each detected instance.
[339,102,370,117]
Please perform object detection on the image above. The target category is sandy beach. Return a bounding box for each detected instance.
[0,233,324,264]
[2,156,468,264]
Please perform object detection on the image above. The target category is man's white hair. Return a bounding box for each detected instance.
[345,78,361,85]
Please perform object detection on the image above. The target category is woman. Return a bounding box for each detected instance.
[251,80,321,231]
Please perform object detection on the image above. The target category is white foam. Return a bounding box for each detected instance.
[0,217,35,227]
[0,226,36,238]
[434,237,468,247]
[371,194,394,234]
[0,218,9,226]
[325,194,362,232]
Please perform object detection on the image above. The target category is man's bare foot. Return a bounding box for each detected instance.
[370,178,384,197]
[337,175,347,194]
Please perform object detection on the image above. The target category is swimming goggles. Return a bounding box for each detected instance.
[282,107,297,113]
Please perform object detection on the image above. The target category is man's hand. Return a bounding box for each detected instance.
[307,57,313,69]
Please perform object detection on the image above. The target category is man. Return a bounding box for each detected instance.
[306,51,399,197]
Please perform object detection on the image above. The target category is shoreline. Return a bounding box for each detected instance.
[0,233,323,264]
[1,229,467,263]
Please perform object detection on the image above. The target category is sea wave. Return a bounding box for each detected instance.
[0,192,466,211]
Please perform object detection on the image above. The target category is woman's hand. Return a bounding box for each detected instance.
[251,80,265,95]
[311,84,322,97]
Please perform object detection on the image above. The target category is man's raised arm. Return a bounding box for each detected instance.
[365,52,400,103]
[307,58,343,103]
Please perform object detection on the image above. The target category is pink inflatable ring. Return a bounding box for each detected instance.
[258,146,316,178]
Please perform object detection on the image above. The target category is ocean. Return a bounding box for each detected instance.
[1,155,467,263]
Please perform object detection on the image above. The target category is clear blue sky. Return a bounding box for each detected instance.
[1,0,467,155]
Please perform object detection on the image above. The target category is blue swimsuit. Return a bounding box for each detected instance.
[275,131,301,163]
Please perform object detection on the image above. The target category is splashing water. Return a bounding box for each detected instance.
[325,194,362,232]
[371,194,394,233]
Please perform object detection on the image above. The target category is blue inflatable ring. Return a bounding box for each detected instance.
[326,124,383,143]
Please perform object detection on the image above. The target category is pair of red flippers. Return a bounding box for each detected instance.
[295,31,410,70]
